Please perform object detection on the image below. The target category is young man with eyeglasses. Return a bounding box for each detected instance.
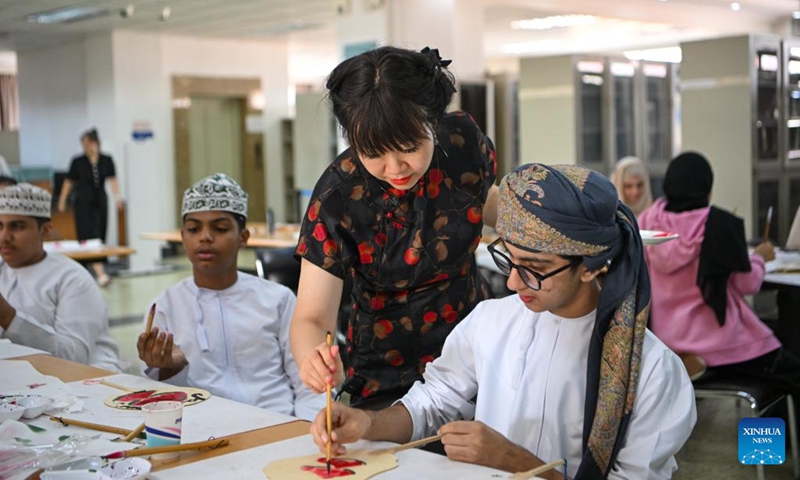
[309,164,696,480]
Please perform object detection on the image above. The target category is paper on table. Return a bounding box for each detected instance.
[151,434,505,480]
[0,361,74,399]
[765,250,800,273]
[65,374,298,442]
[0,341,50,360]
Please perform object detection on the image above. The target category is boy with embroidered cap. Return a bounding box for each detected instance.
[310,164,696,479]
[0,183,120,371]
[137,173,324,421]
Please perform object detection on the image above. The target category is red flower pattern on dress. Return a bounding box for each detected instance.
[296,237,308,256]
[313,223,328,241]
[358,242,374,264]
[404,247,421,266]
[441,304,458,324]
[374,319,393,339]
[370,295,386,311]
[308,200,320,222]
[385,349,404,366]
[429,168,444,185]
[467,206,482,224]
[323,239,337,257]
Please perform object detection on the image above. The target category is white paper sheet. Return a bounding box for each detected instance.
[152,434,507,480]
[0,361,75,399]
[62,374,298,442]
[0,339,50,360]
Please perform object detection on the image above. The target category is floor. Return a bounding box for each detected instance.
[675,397,797,479]
[99,255,798,479]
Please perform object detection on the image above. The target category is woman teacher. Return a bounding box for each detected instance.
[291,46,499,409]
[58,129,122,286]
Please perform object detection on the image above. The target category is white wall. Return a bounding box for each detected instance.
[18,40,88,169]
[111,31,172,272]
[288,26,338,91]
[0,52,16,74]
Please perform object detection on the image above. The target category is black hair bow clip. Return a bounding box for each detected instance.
[420,46,452,74]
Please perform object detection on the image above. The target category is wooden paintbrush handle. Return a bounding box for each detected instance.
[100,379,135,392]
[510,458,566,479]
[145,304,156,335]
[372,434,442,455]
[122,422,146,442]
[50,416,132,436]
[124,438,229,457]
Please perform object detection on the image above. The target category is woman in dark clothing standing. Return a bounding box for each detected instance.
[291,46,498,409]
[57,129,122,286]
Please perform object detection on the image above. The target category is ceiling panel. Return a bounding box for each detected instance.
[0,0,795,55]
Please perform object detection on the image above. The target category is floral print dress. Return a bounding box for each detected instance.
[296,111,497,404]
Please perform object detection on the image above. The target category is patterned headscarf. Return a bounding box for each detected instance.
[182,173,248,219]
[496,164,650,480]
[0,183,51,219]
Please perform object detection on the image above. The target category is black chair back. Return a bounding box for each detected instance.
[255,247,301,292]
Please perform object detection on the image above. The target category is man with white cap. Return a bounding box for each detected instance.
[0,183,121,371]
[137,173,324,421]
[309,164,696,479]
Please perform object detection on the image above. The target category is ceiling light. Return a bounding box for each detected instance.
[730,2,742,12]
[27,6,109,24]
[577,61,604,74]
[511,14,597,31]
[611,62,636,77]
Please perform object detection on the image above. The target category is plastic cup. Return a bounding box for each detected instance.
[141,401,183,459]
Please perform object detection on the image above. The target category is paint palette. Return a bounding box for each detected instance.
[40,458,151,480]
[1,395,49,419]
[640,230,680,246]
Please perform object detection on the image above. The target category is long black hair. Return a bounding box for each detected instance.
[326,46,456,158]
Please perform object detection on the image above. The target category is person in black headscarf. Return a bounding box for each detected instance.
[307,164,696,479]
[640,152,800,382]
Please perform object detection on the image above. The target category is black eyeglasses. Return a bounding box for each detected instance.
[487,238,578,291]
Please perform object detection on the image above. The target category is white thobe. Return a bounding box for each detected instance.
[401,295,697,479]
[144,272,324,421]
[0,253,121,372]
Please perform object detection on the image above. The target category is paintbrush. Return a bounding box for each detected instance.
[102,438,229,459]
[121,422,146,442]
[510,458,566,479]
[100,379,135,392]
[50,416,133,436]
[326,331,333,476]
[145,303,156,335]
[368,434,443,455]
[763,206,773,241]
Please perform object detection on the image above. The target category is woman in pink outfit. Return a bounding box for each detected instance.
[640,152,800,385]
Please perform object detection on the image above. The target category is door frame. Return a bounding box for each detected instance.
[172,76,265,226]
